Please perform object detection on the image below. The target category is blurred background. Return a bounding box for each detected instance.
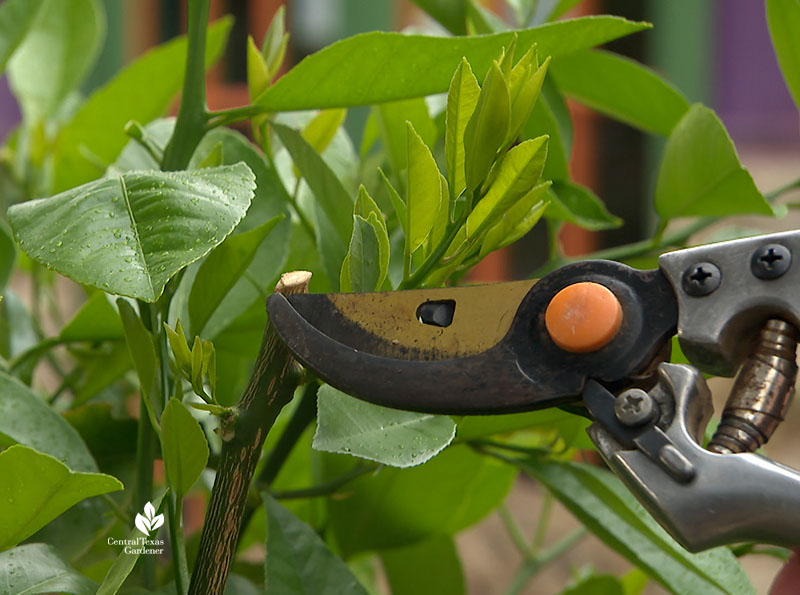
[2,1,798,593]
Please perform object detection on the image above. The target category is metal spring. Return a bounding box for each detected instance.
[708,319,799,454]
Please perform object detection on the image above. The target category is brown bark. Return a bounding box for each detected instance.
[188,271,311,595]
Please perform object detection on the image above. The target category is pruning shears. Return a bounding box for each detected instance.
[266,230,800,552]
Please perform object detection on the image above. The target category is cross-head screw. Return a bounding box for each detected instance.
[614,388,656,427]
[681,262,721,297]
[751,244,791,280]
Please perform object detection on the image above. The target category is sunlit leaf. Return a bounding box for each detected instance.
[407,123,444,252]
[545,180,621,230]
[445,58,481,199]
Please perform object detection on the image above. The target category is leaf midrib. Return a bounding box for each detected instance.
[118,176,155,300]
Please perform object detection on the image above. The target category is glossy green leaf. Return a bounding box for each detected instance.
[551,49,689,136]
[161,398,209,498]
[273,122,353,245]
[117,299,159,425]
[654,105,772,221]
[51,18,232,193]
[325,444,516,556]
[0,370,98,472]
[376,97,436,176]
[767,0,800,110]
[247,35,270,100]
[256,18,651,111]
[506,54,550,145]
[344,216,380,292]
[60,292,123,342]
[379,167,407,234]
[467,136,548,237]
[524,79,571,180]
[9,163,256,302]
[189,216,282,337]
[8,0,104,122]
[0,445,122,551]
[261,5,289,79]
[519,458,754,595]
[407,123,444,252]
[381,536,465,595]
[314,385,456,468]
[464,62,510,191]
[0,543,97,594]
[445,58,481,199]
[479,187,548,258]
[264,494,367,594]
[545,180,622,230]
[0,0,43,77]
[409,0,468,35]
[303,108,348,155]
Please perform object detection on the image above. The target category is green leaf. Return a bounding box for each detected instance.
[463,61,510,191]
[8,0,104,122]
[345,216,381,292]
[506,53,550,144]
[70,343,132,408]
[161,398,209,498]
[380,536,465,595]
[314,385,456,468]
[261,5,289,79]
[0,445,122,551]
[409,0,468,35]
[197,141,224,169]
[264,493,368,595]
[0,370,98,472]
[303,108,348,155]
[379,167,407,235]
[355,186,390,287]
[479,188,548,258]
[376,98,436,176]
[456,408,590,443]
[60,292,124,342]
[0,543,98,594]
[767,0,800,110]
[545,180,622,230]
[0,221,15,291]
[9,163,256,302]
[407,123,444,252]
[467,136,548,238]
[247,35,270,100]
[0,0,43,76]
[272,122,353,245]
[255,18,651,111]
[518,458,754,595]
[551,49,689,136]
[325,443,516,556]
[562,574,625,595]
[445,58,481,199]
[189,216,283,337]
[523,79,571,180]
[117,299,159,425]
[51,18,232,193]
[654,104,773,221]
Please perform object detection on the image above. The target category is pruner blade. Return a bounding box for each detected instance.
[267,262,678,415]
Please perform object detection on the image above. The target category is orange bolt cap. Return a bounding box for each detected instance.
[544,282,623,353]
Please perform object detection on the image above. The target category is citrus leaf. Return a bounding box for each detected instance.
[0,543,97,595]
[59,292,123,342]
[407,123,444,253]
[0,445,122,551]
[445,58,481,199]
[161,398,209,498]
[313,385,456,468]
[0,0,44,76]
[767,0,800,110]
[347,216,382,293]
[303,108,348,155]
[545,180,622,230]
[381,536,465,595]
[376,97,436,177]
[9,163,255,302]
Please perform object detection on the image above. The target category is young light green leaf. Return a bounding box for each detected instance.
[445,58,481,199]
[654,105,773,221]
[9,163,256,302]
[197,141,224,169]
[379,167,407,234]
[261,5,289,79]
[360,111,380,158]
[381,536,465,595]
[51,18,232,193]
[117,299,160,426]
[314,385,456,468]
[324,443,516,556]
[272,122,353,245]
[59,292,123,342]
[264,493,368,595]
[467,136,548,238]
[0,370,99,472]
[506,56,550,145]
[464,61,510,191]
[8,0,104,122]
[407,122,444,253]
[0,445,122,551]
[767,0,800,110]
[519,458,754,595]
[247,34,270,100]
[303,109,348,155]
[165,320,192,374]
[347,216,382,293]
[256,18,651,111]
[191,336,205,396]
[551,49,689,136]
[161,398,209,498]
[545,180,622,230]
[479,187,549,258]
[377,98,437,175]
[427,174,451,255]
[354,185,390,287]
[523,79,571,180]
[0,543,98,594]
[189,216,283,337]
[0,0,44,76]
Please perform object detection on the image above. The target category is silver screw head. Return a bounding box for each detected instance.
[614,388,656,427]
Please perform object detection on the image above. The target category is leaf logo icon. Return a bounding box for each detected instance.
[134,501,164,536]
